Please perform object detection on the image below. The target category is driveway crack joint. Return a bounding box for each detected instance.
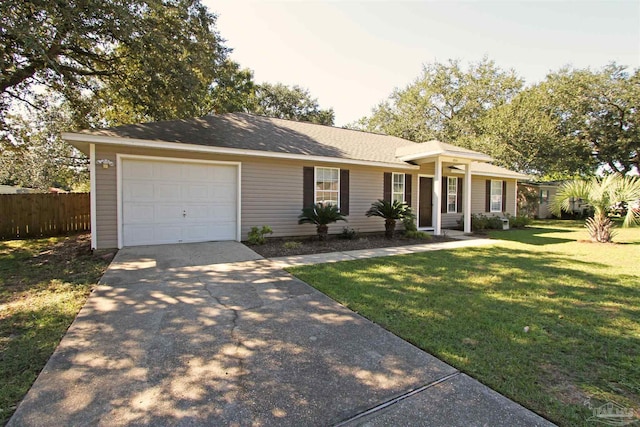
[198,279,249,392]
[332,371,461,427]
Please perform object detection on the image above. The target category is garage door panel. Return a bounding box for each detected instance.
[124,182,155,201]
[123,204,155,223]
[155,183,182,200]
[212,166,236,182]
[122,159,238,246]
[212,184,236,200]
[155,162,182,180]
[124,160,154,179]
[183,183,211,200]
[155,204,183,222]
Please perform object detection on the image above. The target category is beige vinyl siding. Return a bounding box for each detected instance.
[95,150,118,248]
[92,143,520,248]
[92,145,409,248]
[470,177,517,217]
[419,163,435,175]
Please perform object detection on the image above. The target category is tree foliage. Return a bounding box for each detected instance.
[0,97,87,191]
[353,58,523,146]
[354,59,639,178]
[254,83,335,125]
[542,65,640,175]
[551,174,640,242]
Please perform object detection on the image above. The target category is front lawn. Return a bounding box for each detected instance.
[0,235,111,425]
[289,220,640,426]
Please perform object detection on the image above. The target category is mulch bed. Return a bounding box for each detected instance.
[247,232,456,258]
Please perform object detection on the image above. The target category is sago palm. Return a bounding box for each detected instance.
[298,203,347,241]
[551,174,640,243]
[366,199,412,239]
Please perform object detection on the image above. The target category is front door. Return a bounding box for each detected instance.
[419,177,433,228]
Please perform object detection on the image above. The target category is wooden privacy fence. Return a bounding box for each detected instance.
[0,193,90,240]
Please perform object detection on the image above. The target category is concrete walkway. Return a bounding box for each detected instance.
[9,240,553,426]
[271,235,496,268]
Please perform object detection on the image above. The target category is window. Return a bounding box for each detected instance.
[490,180,503,212]
[392,173,405,204]
[447,177,457,213]
[315,167,340,206]
[540,190,549,203]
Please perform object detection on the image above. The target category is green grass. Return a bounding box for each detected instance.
[289,220,640,426]
[0,235,110,425]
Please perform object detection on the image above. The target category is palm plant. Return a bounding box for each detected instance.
[298,203,347,241]
[366,199,412,239]
[551,174,640,243]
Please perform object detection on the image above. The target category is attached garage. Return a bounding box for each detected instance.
[118,156,240,247]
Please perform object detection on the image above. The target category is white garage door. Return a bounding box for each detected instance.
[121,159,238,246]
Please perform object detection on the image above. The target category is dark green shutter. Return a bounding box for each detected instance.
[441,177,447,213]
[485,180,491,212]
[404,174,412,207]
[340,169,350,215]
[303,167,314,208]
[383,172,392,202]
[457,177,463,213]
[502,180,507,212]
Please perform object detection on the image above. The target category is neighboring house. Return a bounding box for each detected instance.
[526,181,593,219]
[525,182,559,219]
[0,185,38,194]
[63,113,528,249]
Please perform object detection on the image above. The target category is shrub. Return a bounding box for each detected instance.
[283,241,302,250]
[340,227,358,240]
[402,213,418,232]
[459,214,505,232]
[507,214,532,228]
[247,225,273,245]
[366,199,413,239]
[298,203,347,241]
[404,230,431,240]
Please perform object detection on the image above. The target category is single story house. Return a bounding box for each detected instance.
[63,113,528,249]
[0,185,38,194]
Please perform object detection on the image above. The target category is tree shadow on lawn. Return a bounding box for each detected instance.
[292,246,640,426]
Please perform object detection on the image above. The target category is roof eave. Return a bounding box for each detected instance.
[63,132,420,170]
[397,150,493,163]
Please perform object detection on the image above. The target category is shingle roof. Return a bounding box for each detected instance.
[74,113,525,178]
[79,112,420,165]
[396,140,491,160]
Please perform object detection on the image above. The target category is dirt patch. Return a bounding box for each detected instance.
[247,232,455,258]
[539,363,589,405]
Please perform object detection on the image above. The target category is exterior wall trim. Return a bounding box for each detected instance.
[89,144,97,250]
[115,153,242,249]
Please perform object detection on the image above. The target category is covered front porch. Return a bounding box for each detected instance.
[396,141,493,235]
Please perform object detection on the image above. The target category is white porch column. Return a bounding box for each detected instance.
[433,157,442,235]
[464,163,472,233]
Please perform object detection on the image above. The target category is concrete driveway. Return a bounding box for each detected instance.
[9,242,553,426]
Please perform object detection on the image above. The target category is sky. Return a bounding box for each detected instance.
[204,0,640,126]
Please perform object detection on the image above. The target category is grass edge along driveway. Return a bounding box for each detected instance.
[288,221,640,427]
[0,235,110,425]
